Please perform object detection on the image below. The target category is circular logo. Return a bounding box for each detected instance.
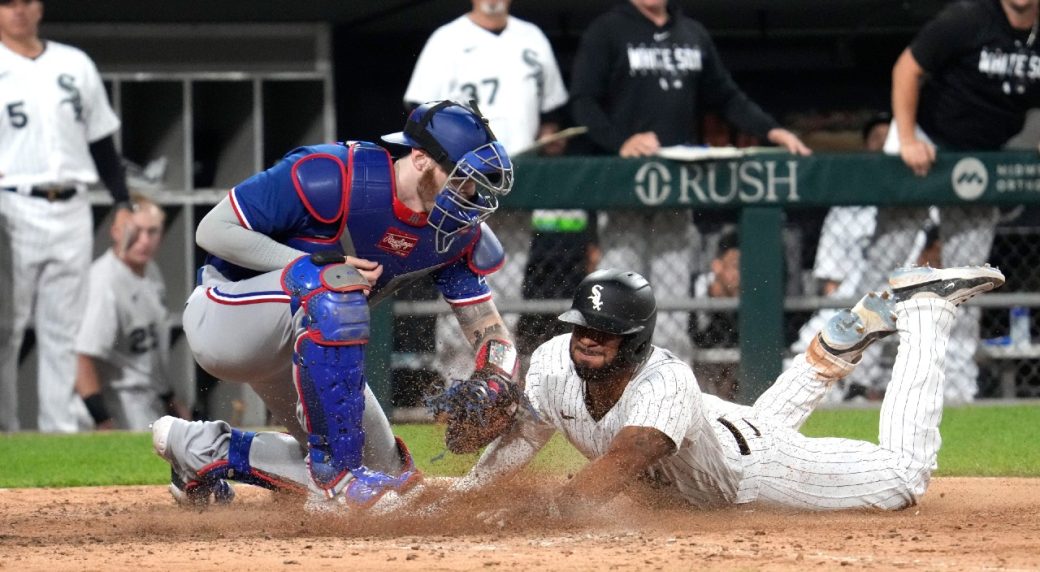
[951,158,988,201]
[634,162,672,205]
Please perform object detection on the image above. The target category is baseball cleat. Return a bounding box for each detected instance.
[889,264,1005,306]
[151,416,235,507]
[818,290,898,362]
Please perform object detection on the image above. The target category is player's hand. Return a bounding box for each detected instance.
[619,132,660,158]
[111,207,135,251]
[899,138,936,177]
[114,221,140,259]
[767,128,812,156]
[344,255,383,290]
[96,418,116,431]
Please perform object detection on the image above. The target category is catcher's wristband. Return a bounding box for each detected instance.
[83,393,112,425]
[474,338,519,381]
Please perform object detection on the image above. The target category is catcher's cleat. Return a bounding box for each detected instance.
[818,290,899,362]
[889,264,1005,306]
[168,467,236,507]
[151,416,235,507]
[304,464,423,514]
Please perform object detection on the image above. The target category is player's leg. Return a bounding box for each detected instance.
[33,198,92,432]
[150,382,416,507]
[748,265,1004,510]
[283,254,421,508]
[0,193,40,432]
[753,289,897,430]
[879,264,1004,486]
[152,416,303,505]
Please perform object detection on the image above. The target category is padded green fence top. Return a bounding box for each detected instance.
[508,150,1040,209]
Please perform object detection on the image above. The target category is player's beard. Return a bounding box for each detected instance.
[573,354,628,384]
[416,167,441,212]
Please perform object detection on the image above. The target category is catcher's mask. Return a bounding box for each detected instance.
[558,269,658,368]
[382,100,514,253]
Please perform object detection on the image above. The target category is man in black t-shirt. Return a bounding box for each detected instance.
[863,0,1040,403]
[567,0,811,366]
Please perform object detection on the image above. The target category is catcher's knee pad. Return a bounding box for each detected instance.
[282,254,371,491]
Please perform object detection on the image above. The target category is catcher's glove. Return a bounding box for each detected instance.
[426,338,524,453]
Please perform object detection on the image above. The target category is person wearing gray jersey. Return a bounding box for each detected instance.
[75,195,188,431]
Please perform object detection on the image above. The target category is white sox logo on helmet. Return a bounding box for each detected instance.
[589,285,604,310]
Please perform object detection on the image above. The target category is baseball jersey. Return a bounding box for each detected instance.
[570,2,778,153]
[0,40,120,189]
[476,333,751,508]
[403,15,568,155]
[75,249,170,394]
[912,0,1040,150]
[215,141,497,307]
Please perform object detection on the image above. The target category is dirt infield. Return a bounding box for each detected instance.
[1,477,1038,571]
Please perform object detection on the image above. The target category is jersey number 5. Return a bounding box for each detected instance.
[6,102,27,128]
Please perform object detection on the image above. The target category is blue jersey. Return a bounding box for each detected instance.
[205,141,502,307]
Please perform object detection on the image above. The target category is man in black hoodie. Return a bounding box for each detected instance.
[569,0,810,364]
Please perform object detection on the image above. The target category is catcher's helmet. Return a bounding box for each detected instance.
[558,269,657,365]
[382,101,514,252]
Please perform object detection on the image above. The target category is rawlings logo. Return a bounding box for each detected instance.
[377,228,419,257]
[588,284,604,310]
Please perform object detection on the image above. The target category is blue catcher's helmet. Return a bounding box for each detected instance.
[382,100,514,252]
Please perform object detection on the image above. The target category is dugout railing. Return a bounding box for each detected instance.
[378,150,1040,410]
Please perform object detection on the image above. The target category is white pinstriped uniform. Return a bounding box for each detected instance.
[471,297,956,510]
[0,40,121,432]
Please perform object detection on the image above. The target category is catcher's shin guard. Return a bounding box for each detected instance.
[283,254,371,494]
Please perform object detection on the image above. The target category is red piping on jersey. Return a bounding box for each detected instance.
[291,153,348,224]
[446,292,493,307]
[205,288,290,305]
[228,188,253,230]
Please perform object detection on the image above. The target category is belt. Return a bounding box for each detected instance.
[3,186,78,201]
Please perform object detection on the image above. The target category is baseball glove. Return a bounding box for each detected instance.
[426,339,524,453]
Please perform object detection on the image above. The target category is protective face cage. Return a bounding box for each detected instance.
[429,140,514,252]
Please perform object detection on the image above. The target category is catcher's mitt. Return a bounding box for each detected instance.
[426,339,524,453]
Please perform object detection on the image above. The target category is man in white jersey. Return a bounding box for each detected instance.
[403,0,568,156]
[0,0,133,432]
[441,264,1004,514]
[74,195,189,431]
[402,0,578,382]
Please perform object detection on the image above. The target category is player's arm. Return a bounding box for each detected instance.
[550,426,674,517]
[196,197,305,272]
[74,354,114,430]
[891,48,935,176]
[451,299,513,350]
[451,413,554,493]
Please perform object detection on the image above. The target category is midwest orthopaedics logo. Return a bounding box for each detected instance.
[951,158,988,200]
[993,162,1040,193]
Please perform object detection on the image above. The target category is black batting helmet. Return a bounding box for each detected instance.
[558,269,658,365]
